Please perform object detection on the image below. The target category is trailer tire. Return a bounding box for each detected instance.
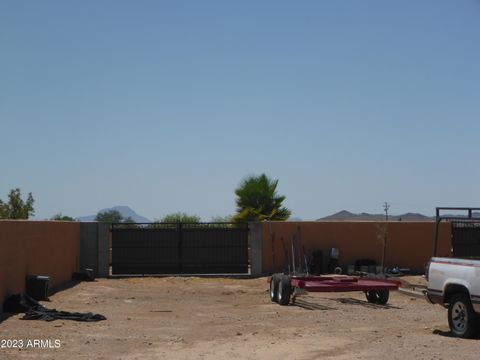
[448,293,478,339]
[365,291,376,303]
[366,290,389,304]
[269,274,280,302]
[376,290,389,305]
[277,275,292,306]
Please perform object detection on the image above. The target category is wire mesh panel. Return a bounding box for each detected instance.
[111,223,249,275]
[433,207,480,257]
[452,221,480,258]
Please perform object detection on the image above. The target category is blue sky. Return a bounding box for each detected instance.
[1,1,479,220]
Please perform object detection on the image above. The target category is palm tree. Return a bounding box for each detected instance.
[233,174,291,222]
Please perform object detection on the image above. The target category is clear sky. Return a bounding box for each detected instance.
[1,1,479,221]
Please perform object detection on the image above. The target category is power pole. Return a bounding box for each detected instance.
[381,202,390,271]
[383,202,390,221]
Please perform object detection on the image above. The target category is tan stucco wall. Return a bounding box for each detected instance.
[261,221,451,274]
[0,221,81,306]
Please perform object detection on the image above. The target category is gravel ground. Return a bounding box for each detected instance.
[0,276,478,360]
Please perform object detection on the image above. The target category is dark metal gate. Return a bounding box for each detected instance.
[433,207,480,257]
[452,221,480,258]
[111,223,249,275]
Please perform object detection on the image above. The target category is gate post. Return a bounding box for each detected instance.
[249,222,263,276]
[178,222,183,273]
[80,222,109,278]
[97,223,109,277]
[80,223,98,276]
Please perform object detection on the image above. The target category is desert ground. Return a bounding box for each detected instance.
[0,276,478,360]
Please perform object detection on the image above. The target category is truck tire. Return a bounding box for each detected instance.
[365,290,389,305]
[448,293,478,338]
[269,274,280,302]
[277,275,292,306]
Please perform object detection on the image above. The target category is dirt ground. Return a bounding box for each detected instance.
[0,276,478,360]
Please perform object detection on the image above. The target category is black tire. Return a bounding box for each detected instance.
[269,274,280,302]
[366,291,377,303]
[277,275,292,306]
[448,293,478,339]
[365,290,389,305]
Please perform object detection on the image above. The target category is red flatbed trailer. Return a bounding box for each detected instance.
[269,274,401,306]
[291,275,400,292]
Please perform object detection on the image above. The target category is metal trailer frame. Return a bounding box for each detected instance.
[268,224,401,306]
[269,274,401,306]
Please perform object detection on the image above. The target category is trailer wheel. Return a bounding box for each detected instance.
[277,275,292,306]
[365,290,389,304]
[365,291,376,303]
[376,290,389,304]
[448,293,478,338]
[269,274,280,302]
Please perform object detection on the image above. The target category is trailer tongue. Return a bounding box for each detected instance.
[269,274,401,306]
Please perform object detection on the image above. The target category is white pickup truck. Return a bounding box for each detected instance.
[425,257,480,338]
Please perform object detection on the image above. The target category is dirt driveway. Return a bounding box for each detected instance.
[0,276,477,359]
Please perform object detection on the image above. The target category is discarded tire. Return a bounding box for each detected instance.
[365,290,389,305]
[277,275,292,306]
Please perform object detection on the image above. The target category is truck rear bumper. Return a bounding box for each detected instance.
[424,289,443,305]
[423,290,435,304]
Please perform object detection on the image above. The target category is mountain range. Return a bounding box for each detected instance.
[318,210,432,221]
[317,210,480,221]
[76,206,152,223]
[76,206,480,223]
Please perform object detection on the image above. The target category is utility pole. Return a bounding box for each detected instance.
[383,202,390,221]
[381,202,390,271]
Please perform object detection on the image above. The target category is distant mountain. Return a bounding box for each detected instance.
[320,210,357,221]
[318,210,433,221]
[441,211,480,219]
[288,216,303,221]
[76,206,152,223]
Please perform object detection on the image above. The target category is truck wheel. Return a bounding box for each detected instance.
[269,274,280,302]
[448,294,478,338]
[277,275,292,306]
[365,290,389,304]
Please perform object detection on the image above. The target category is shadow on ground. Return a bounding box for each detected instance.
[332,297,402,309]
[292,298,336,311]
[48,279,96,299]
[0,312,16,324]
[432,329,480,340]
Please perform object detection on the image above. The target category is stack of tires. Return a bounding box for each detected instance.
[269,273,292,306]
